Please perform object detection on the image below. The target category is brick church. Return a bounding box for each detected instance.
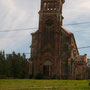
[29,0,87,79]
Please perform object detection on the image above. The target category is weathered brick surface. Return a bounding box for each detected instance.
[29,0,87,79]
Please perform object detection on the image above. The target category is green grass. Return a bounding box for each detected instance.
[0,79,90,90]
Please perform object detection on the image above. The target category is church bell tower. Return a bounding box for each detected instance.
[39,0,64,29]
[30,0,65,78]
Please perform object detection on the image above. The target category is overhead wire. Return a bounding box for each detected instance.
[0,21,90,55]
[0,21,90,33]
[78,46,90,49]
[3,45,90,56]
[5,52,30,55]
[64,22,90,26]
[0,27,37,32]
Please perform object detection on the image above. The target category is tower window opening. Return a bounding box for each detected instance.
[54,8,56,10]
[47,8,49,10]
[44,2,47,8]
[44,3,47,6]
[43,1,57,11]
[51,8,53,10]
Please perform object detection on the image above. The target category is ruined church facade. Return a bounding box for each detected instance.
[29,0,87,79]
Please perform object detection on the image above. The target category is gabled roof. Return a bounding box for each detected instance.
[61,26,79,55]
[61,26,72,35]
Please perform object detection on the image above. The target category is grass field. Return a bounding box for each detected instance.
[0,79,90,90]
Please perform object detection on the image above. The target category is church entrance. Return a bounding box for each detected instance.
[43,65,52,76]
[43,60,52,77]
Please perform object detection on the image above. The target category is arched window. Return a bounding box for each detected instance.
[43,1,57,11]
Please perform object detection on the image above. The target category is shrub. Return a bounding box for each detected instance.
[0,75,8,79]
[51,74,57,79]
[35,73,44,79]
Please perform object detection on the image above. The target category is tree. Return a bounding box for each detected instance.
[10,52,29,78]
[0,51,29,79]
[0,51,6,78]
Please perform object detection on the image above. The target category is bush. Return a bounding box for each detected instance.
[0,75,8,79]
[35,73,44,79]
[51,74,57,79]
[89,82,90,86]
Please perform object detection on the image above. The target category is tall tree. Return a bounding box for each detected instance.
[0,51,6,78]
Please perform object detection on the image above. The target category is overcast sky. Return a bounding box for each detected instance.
[0,0,90,58]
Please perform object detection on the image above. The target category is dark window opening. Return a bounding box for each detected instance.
[43,65,52,76]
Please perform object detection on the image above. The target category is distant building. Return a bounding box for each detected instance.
[72,55,87,79]
[87,59,90,79]
[29,0,87,79]
[87,59,90,67]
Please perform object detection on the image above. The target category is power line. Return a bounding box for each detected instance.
[1,45,90,58]
[64,22,90,26]
[5,52,30,55]
[78,46,90,49]
[4,46,90,55]
[0,28,37,32]
[0,21,90,33]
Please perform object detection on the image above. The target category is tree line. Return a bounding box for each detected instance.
[0,51,29,79]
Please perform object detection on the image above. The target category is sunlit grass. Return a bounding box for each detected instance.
[0,79,90,90]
